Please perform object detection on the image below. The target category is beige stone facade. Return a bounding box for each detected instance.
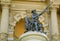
[0,0,60,41]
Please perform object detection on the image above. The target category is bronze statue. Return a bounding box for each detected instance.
[24,1,53,33]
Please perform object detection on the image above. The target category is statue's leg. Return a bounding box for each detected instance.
[39,23,43,32]
[35,22,38,31]
[28,26,31,31]
[38,27,42,32]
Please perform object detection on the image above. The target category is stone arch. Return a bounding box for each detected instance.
[9,10,28,39]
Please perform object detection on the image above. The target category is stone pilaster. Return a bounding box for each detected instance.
[50,5,59,41]
[0,0,11,41]
[0,5,9,41]
[0,4,10,33]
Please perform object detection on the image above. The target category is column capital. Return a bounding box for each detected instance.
[1,0,11,6]
[1,0,11,9]
[50,4,59,10]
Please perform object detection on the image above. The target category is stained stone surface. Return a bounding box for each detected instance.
[19,31,48,41]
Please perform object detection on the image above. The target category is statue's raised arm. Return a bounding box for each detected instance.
[34,1,53,18]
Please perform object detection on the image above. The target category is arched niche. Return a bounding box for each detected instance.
[14,18,25,37]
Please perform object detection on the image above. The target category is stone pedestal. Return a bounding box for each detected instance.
[19,31,48,41]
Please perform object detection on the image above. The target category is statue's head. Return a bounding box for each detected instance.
[31,10,36,14]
